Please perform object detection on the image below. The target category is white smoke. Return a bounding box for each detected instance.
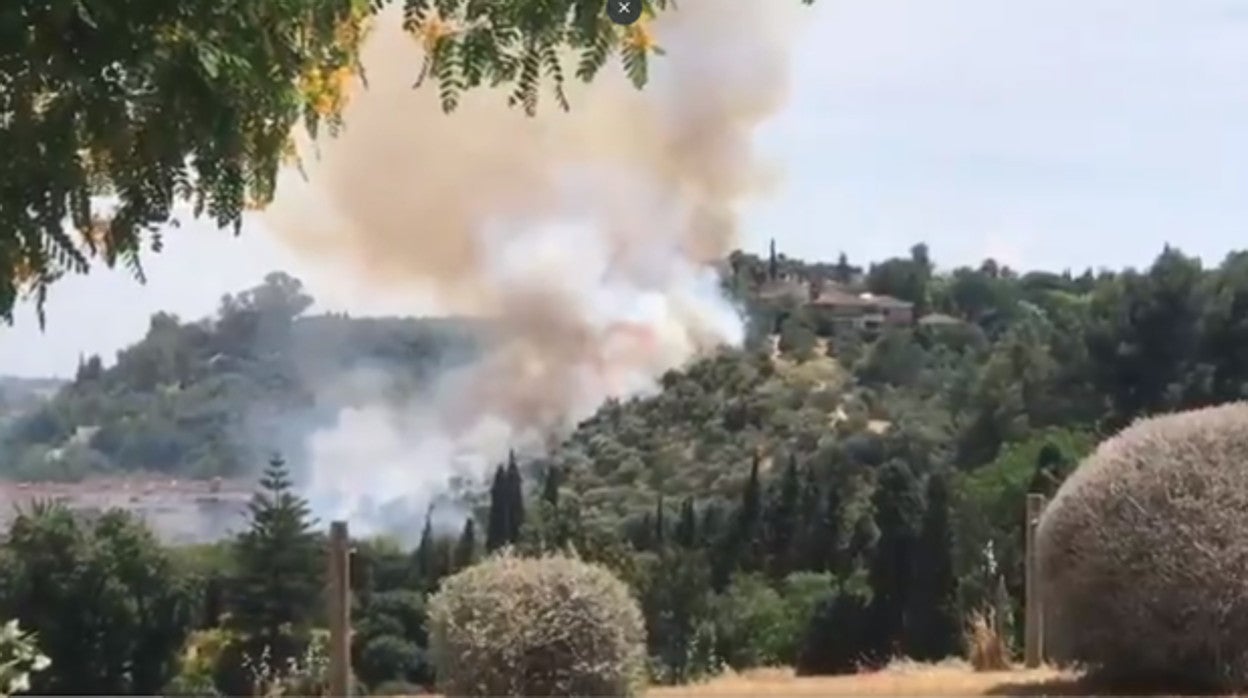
[263,0,800,540]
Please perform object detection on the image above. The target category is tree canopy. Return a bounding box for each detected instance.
[0,0,702,322]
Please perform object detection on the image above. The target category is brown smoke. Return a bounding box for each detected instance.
[268,0,794,302]
[262,0,800,532]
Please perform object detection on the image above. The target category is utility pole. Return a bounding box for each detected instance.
[328,520,352,696]
[1024,494,1046,668]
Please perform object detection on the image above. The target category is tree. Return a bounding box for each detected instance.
[674,498,697,549]
[763,454,800,578]
[413,512,437,591]
[225,455,323,683]
[0,503,195,694]
[352,590,431,689]
[542,464,562,508]
[864,460,923,663]
[0,0,687,322]
[905,471,960,661]
[734,452,764,574]
[504,451,525,545]
[452,518,477,572]
[485,465,509,552]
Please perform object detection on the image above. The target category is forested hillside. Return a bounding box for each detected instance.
[6,243,1248,693]
[500,241,1248,665]
[0,272,483,481]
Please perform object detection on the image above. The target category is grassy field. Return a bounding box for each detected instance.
[648,662,1085,696]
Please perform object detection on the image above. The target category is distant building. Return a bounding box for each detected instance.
[805,286,914,331]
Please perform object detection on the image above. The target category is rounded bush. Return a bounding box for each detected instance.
[1036,402,1248,690]
[427,550,647,697]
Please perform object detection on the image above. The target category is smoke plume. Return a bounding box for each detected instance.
[263,0,800,539]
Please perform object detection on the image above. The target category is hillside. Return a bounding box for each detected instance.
[6,243,1248,691]
[0,272,484,481]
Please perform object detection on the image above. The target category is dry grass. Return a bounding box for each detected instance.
[647,661,1078,695]
[966,608,1012,672]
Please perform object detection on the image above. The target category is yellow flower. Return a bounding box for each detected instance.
[624,21,657,52]
[330,66,353,90]
[313,94,336,116]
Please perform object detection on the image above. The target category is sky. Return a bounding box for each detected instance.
[5,0,1248,378]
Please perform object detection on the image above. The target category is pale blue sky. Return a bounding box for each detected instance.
[4,0,1248,377]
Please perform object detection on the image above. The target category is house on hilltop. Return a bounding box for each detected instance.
[751,240,915,334]
[806,287,914,332]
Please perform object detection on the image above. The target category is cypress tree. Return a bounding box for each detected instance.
[542,464,561,508]
[485,465,508,552]
[864,460,924,663]
[906,470,961,660]
[816,478,846,575]
[654,494,666,548]
[504,451,525,544]
[735,451,764,572]
[764,453,801,578]
[414,511,436,591]
[795,464,822,570]
[674,497,697,548]
[452,518,477,572]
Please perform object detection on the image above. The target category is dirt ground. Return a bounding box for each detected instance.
[420,663,1093,697]
[648,664,1082,696]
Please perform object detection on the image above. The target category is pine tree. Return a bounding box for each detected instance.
[453,518,477,571]
[228,455,323,670]
[905,471,961,661]
[485,465,508,552]
[864,460,924,663]
[504,451,525,544]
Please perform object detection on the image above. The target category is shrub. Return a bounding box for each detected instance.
[1036,402,1248,690]
[794,581,872,676]
[427,550,647,697]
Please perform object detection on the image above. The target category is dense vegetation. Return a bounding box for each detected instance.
[4,242,1248,693]
[0,271,481,480]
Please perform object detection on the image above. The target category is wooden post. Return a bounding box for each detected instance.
[328,520,352,697]
[1024,494,1046,668]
